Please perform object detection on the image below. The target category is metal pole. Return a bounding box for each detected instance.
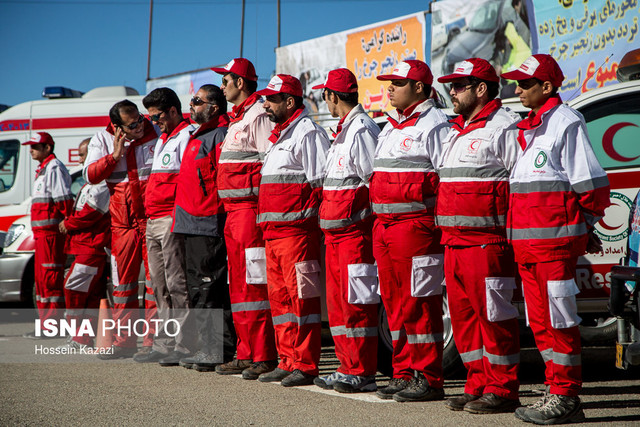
[240,0,245,57]
[146,0,154,81]
[277,0,281,47]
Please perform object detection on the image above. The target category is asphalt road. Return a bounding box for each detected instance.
[1,308,639,426]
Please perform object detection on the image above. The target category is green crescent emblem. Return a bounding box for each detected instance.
[162,153,171,166]
[534,151,547,168]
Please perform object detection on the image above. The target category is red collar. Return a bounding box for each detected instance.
[333,109,351,138]
[161,120,190,143]
[193,114,230,137]
[516,95,563,150]
[450,99,502,136]
[387,100,428,129]
[36,154,56,177]
[269,107,305,144]
[399,100,423,117]
[230,93,261,124]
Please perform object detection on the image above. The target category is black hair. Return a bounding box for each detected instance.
[467,76,500,100]
[200,84,227,114]
[325,89,359,107]
[109,99,139,127]
[228,72,258,94]
[142,87,181,114]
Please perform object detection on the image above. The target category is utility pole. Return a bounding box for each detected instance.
[240,0,246,57]
[146,0,154,81]
[277,0,281,47]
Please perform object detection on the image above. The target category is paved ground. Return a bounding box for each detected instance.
[1,308,639,426]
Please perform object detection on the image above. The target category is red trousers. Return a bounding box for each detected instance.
[225,208,277,362]
[266,232,322,375]
[519,259,582,396]
[110,223,157,348]
[373,218,444,388]
[445,244,520,399]
[34,233,66,323]
[325,233,378,376]
[63,253,107,345]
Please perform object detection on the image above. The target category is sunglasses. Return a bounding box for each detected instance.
[121,114,144,130]
[516,79,541,90]
[149,111,166,123]
[449,82,476,93]
[390,80,410,87]
[190,96,215,106]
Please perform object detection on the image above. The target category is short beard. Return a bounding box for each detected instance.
[453,94,477,120]
[191,105,214,125]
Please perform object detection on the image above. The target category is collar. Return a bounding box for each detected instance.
[333,104,365,138]
[36,154,56,177]
[193,113,230,138]
[230,93,261,124]
[161,120,191,143]
[517,95,563,131]
[387,99,434,129]
[268,107,305,144]
[450,99,502,136]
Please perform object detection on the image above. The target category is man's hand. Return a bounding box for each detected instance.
[112,127,126,162]
[58,220,68,234]
[586,229,603,254]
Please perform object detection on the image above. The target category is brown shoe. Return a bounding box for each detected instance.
[464,393,520,414]
[215,358,252,375]
[242,360,278,380]
[445,393,481,411]
[133,346,152,358]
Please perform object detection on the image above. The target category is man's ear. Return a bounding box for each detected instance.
[542,81,554,96]
[236,77,245,90]
[414,81,425,95]
[285,95,296,110]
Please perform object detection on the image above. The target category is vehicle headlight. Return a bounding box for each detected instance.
[3,223,25,248]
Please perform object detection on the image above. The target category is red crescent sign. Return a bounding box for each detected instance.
[603,122,639,162]
[598,200,623,231]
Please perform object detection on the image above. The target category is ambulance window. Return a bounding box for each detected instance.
[0,140,19,193]
[70,170,85,197]
[580,93,640,171]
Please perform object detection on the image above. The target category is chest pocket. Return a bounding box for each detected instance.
[457,136,490,165]
[390,128,426,159]
[226,122,250,151]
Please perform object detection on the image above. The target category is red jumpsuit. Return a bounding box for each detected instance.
[84,120,160,348]
[31,154,73,323]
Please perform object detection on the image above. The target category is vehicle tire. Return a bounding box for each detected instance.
[376,290,464,378]
[579,315,618,344]
[20,257,36,308]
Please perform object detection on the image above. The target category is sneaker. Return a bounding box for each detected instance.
[22,330,57,340]
[376,377,411,400]
[281,369,316,387]
[258,367,292,383]
[194,353,225,372]
[515,387,550,421]
[158,351,191,367]
[334,375,377,393]
[215,358,252,375]
[445,393,481,411]
[517,394,585,425]
[132,349,167,363]
[179,351,208,369]
[133,346,152,359]
[97,345,138,360]
[392,372,445,403]
[464,393,520,414]
[242,360,278,380]
[313,371,348,390]
[56,340,86,351]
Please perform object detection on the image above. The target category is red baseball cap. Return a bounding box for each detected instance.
[311,68,358,93]
[22,132,54,146]
[501,54,565,87]
[211,58,258,81]
[256,74,303,97]
[438,58,499,83]
[377,60,433,85]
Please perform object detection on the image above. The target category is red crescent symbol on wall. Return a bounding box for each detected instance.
[603,122,639,162]
[598,200,623,231]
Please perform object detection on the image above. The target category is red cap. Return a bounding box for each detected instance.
[256,74,303,97]
[500,54,565,87]
[311,68,358,93]
[437,58,499,83]
[377,60,433,85]
[22,132,54,146]
[211,58,258,81]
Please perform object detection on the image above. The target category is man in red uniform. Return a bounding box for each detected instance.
[212,58,278,379]
[85,100,160,359]
[171,84,236,370]
[436,58,522,413]
[311,68,380,393]
[22,132,73,337]
[255,75,330,387]
[136,88,196,365]
[58,138,111,349]
[501,54,610,424]
[369,60,450,402]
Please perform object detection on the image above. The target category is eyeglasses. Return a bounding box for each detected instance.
[149,111,166,123]
[121,115,144,130]
[190,96,215,106]
[449,82,476,93]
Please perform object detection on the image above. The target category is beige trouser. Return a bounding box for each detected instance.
[146,215,196,354]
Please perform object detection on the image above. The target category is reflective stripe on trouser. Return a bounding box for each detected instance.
[184,234,236,359]
[519,259,582,397]
[63,253,107,345]
[147,215,196,354]
[266,232,322,375]
[111,223,157,348]
[445,245,520,399]
[373,218,444,387]
[34,234,66,323]
[225,208,277,362]
[326,234,378,376]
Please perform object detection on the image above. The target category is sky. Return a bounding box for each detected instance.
[0,0,431,107]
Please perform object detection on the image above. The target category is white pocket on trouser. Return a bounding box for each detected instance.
[245,247,267,284]
[485,277,519,322]
[295,260,322,299]
[64,263,99,293]
[547,279,581,329]
[347,263,380,304]
[411,254,444,297]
